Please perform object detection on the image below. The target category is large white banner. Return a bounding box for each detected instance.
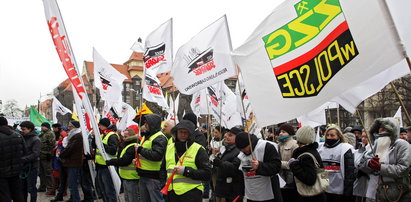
[142,71,169,108]
[52,96,72,123]
[232,0,405,126]
[144,18,173,74]
[93,48,127,103]
[172,15,237,94]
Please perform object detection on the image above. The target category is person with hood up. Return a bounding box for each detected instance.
[106,128,140,202]
[183,112,207,148]
[358,117,410,201]
[236,132,282,202]
[163,120,211,202]
[135,114,168,202]
[59,120,84,202]
[0,117,26,202]
[277,123,299,202]
[94,117,120,202]
[20,121,41,202]
[318,126,355,202]
[288,126,326,202]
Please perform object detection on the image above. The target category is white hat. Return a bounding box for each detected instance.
[296,126,316,145]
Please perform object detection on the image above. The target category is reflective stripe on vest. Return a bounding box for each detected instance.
[165,142,204,195]
[138,131,166,171]
[95,131,119,165]
[119,143,139,180]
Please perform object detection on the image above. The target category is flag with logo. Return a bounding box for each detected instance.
[232,0,407,126]
[142,71,168,108]
[52,96,72,123]
[167,93,179,122]
[93,48,127,103]
[393,106,403,127]
[171,15,237,95]
[30,106,52,127]
[117,102,137,131]
[43,0,121,196]
[144,18,173,74]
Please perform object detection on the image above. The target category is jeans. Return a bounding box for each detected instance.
[23,165,38,202]
[67,167,81,202]
[81,161,94,202]
[123,179,139,202]
[96,166,117,202]
[0,176,24,202]
[139,177,164,202]
[55,164,68,200]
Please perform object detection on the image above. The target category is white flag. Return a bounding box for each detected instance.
[172,15,237,94]
[232,0,405,126]
[393,106,403,127]
[144,19,173,74]
[190,89,208,117]
[142,71,169,108]
[52,96,72,123]
[93,48,127,103]
[117,102,137,131]
[167,93,179,122]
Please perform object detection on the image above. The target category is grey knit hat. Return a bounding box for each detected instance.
[296,126,316,145]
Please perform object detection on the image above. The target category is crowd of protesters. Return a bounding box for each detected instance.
[0,113,410,202]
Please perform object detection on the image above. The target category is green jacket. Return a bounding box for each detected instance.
[39,129,55,160]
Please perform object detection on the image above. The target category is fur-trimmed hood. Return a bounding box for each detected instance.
[369,117,399,146]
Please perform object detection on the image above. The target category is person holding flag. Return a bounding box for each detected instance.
[135,114,167,202]
[163,120,211,201]
[94,118,120,202]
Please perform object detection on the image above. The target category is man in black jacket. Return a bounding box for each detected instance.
[20,121,41,202]
[164,120,211,202]
[0,117,26,202]
[183,113,207,148]
[135,114,168,202]
[236,132,283,202]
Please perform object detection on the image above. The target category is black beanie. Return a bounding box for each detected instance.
[99,118,111,128]
[0,117,8,126]
[235,132,253,149]
[183,113,198,126]
[69,120,80,128]
[229,127,242,135]
[41,122,51,129]
[52,123,61,128]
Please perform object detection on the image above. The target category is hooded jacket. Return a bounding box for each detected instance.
[0,126,26,177]
[22,130,41,168]
[136,114,168,179]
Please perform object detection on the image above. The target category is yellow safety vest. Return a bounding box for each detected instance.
[165,142,203,195]
[119,143,140,180]
[138,131,166,171]
[95,131,119,165]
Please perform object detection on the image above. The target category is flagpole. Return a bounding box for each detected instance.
[218,83,223,134]
[171,88,177,126]
[389,82,411,124]
[206,95,212,147]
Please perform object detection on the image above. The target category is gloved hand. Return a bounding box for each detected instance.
[106,160,113,166]
[213,157,222,167]
[368,155,380,171]
[288,158,298,166]
[174,166,185,175]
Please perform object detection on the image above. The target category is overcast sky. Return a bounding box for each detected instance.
[0,0,282,109]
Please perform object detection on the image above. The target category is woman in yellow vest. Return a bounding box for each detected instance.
[164,120,211,202]
[106,128,140,202]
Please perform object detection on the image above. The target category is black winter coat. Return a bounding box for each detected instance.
[106,136,138,167]
[60,131,84,167]
[0,126,26,177]
[137,114,168,179]
[214,144,244,199]
[22,130,41,168]
[289,142,326,202]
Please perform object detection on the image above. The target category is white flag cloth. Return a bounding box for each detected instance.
[52,96,72,123]
[232,0,405,126]
[142,71,169,108]
[93,48,127,103]
[297,102,329,128]
[131,41,145,53]
[386,0,411,55]
[144,18,173,74]
[167,93,179,122]
[191,89,208,117]
[393,106,403,127]
[43,0,120,196]
[117,102,137,131]
[172,15,237,94]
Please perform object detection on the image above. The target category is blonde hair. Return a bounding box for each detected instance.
[325,126,346,143]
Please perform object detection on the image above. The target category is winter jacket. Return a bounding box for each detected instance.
[358,118,411,200]
[279,137,298,186]
[59,129,83,167]
[193,129,207,148]
[39,129,55,160]
[0,125,26,178]
[289,142,326,202]
[106,135,139,167]
[136,114,168,179]
[22,130,41,168]
[214,143,244,199]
